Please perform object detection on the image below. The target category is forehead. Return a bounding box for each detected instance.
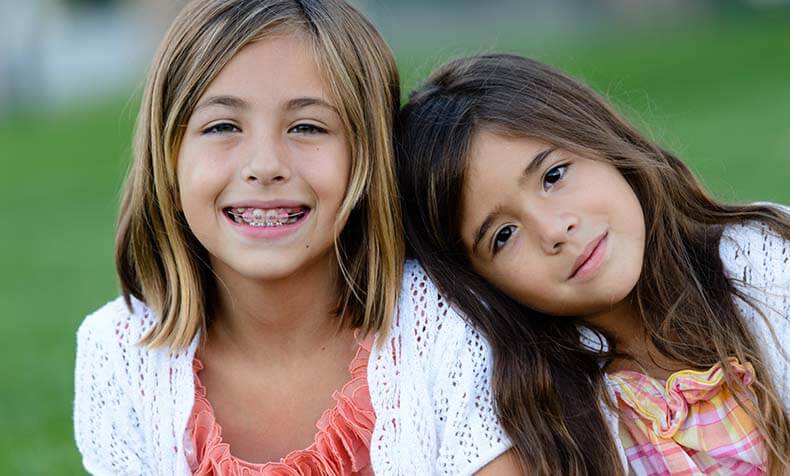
[202,33,329,102]
[467,130,549,178]
[461,131,548,228]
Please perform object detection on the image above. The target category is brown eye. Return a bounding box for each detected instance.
[543,164,568,191]
[493,225,516,254]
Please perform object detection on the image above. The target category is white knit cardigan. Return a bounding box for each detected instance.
[75,222,789,475]
[74,261,511,475]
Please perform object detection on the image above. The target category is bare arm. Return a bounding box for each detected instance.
[475,450,523,476]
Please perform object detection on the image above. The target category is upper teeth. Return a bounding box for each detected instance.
[228,207,304,226]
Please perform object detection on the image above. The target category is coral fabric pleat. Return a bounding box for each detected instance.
[608,359,766,475]
[186,337,375,476]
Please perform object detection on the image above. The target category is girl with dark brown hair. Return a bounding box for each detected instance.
[397,53,790,475]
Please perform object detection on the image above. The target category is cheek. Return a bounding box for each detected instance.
[303,143,351,209]
[502,277,558,314]
[617,181,646,256]
[621,198,646,286]
[475,250,557,313]
[606,181,645,300]
[177,144,227,189]
[175,151,230,231]
[595,166,646,260]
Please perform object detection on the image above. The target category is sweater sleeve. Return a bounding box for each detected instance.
[430,304,512,475]
[720,218,790,409]
[74,298,152,475]
[378,261,511,475]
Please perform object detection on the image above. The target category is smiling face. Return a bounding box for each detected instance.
[460,130,646,319]
[176,33,350,283]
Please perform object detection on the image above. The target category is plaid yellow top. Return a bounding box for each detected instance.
[608,359,766,475]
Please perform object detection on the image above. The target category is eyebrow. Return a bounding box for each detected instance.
[193,96,337,114]
[518,147,556,187]
[471,147,556,255]
[471,209,502,256]
[284,96,338,113]
[194,95,248,113]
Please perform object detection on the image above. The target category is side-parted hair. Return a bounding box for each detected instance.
[117,0,403,350]
[397,54,790,475]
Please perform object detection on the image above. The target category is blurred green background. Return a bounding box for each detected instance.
[1,1,788,473]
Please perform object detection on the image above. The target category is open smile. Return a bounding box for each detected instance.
[223,206,308,227]
[221,201,312,239]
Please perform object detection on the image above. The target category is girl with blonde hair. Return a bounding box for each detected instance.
[74,2,511,474]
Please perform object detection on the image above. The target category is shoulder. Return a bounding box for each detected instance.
[397,260,489,359]
[399,259,474,332]
[77,296,158,353]
[718,216,790,321]
[75,295,160,399]
[75,295,199,391]
[74,297,156,473]
[74,296,197,474]
[719,211,790,406]
[719,214,790,291]
[370,260,510,475]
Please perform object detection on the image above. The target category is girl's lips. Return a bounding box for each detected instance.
[223,207,311,240]
[223,199,309,210]
[569,232,608,280]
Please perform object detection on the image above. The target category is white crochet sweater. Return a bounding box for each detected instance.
[75,222,789,475]
[74,261,511,475]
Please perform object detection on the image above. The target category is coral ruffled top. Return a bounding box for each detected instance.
[608,358,767,475]
[185,337,375,476]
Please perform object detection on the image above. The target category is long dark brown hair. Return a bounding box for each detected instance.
[396,54,790,475]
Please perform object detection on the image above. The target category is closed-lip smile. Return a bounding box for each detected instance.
[568,231,608,280]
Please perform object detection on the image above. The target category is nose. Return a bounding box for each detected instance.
[536,211,578,254]
[240,134,291,186]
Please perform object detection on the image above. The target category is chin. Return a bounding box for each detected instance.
[236,260,312,282]
[582,287,637,317]
[531,285,636,318]
[232,248,337,282]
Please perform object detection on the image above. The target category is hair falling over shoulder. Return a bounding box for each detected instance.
[116,0,403,351]
[397,53,790,474]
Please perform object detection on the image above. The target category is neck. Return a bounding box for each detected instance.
[207,253,347,363]
[582,297,680,378]
[582,297,643,350]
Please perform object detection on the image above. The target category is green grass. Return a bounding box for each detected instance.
[1,13,788,474]
[0,103,135,474]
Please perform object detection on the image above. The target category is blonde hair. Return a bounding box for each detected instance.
[116,0,403,350]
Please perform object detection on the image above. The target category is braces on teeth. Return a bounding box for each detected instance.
[227,208,305,227]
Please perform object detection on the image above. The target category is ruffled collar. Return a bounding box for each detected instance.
[186,336,375,476]
[607,358,756,438]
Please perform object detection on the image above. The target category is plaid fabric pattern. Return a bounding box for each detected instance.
[608,359,766,475]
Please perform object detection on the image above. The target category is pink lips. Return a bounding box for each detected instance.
[224,199,308,209]
[221,198,311,240]
[569,232,608,280]
[224,209,310,240]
